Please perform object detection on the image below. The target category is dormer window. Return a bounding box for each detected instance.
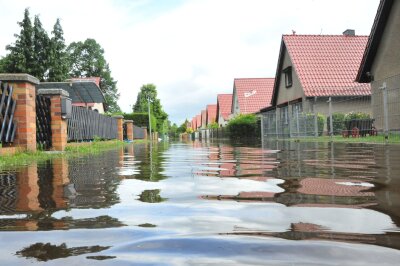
[283,66,292,88]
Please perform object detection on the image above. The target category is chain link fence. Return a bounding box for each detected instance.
[262,74,400,143]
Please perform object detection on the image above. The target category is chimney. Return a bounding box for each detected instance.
[343,29,355,36]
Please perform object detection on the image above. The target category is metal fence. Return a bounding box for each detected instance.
[67,106,118,142]
[262,74,400,143]
[133,125,146,139]
[36,95,52,149]
[0,82,17,144]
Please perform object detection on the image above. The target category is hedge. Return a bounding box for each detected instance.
[123,112,157,131]
[226,114,261,139]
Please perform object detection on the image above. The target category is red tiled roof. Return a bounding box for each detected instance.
[206,104,217,125]
[191,117,196,130]
[283,34,371,96]
[196,115,201,129]
[234,78,274,114]
[201,110,207,127]
[298,178,374,197]
[217,94,232,120]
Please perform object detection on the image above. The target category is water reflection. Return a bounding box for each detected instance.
[0,141,400,264]
[16,242,110,261]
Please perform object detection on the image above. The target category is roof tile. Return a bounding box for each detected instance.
[283,35,371,96]
[234,78,275,114]
[217,94,233,120]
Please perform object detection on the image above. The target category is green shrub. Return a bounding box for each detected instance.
[207,122,219,129]
[327,113,346,135]
[226,114,260,139]
[344,112,370,120]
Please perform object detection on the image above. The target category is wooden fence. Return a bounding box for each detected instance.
[67,106,117,141]
[0,81,17,144]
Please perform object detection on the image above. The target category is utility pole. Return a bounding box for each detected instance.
[147,96,152,142]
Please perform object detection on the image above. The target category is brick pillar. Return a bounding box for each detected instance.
[37,89,70,151]
[113,115,124,141]
[0,74,39,152]
[125,120,134,141]
[52,157,69,209]
[143,127,148,140]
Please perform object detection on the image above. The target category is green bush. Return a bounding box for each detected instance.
[344,112,370,120]
[307,113,325,136]
[226,114,260,139]
[327,113,346,135]
[123,112,157,131]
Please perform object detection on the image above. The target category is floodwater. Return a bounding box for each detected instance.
[1,140,400,265]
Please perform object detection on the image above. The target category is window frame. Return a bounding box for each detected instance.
[283,66,293,88]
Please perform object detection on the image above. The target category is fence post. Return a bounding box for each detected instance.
[113,115,124,141]
[328,97,333,137]
[37,89,70,151]
[314,112,318,137]
[0,74,39,152]
[381,82,389,141]
[275,109,279,138]
[125,120,134,141]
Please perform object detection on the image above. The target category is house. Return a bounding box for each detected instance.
[216,94,232,127]
[37,77,106,113]
[196,114,201,130]
[201,110,207,128]
[191,117,197,131]
[232,78,275,116]
[261,31,371,136]
[357,0,400,131]
[206,104,217,126]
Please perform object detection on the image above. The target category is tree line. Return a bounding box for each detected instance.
[0,8,120,113]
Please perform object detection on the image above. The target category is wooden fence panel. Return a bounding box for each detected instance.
[67,106,118,142]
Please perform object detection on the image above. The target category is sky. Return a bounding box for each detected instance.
[0,0,380,124]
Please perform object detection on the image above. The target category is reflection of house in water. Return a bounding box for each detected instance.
[0,151,126,231]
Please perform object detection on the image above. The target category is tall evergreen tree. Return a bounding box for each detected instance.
[67,39,120,112]
[31,15,50,80]
[48,19,69,82]
[4,8,35,74]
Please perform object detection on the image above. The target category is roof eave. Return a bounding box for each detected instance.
[271,37,286,106]
[356,0,394,83]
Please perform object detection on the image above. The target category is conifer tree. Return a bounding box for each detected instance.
[32,15,50,80]
[48,19,69,82]
[5,8,34,74]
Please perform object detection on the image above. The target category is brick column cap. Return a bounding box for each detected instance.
[37,88,69,97]
[124,120,133,123]
[0,73,40,85]
[113,115,124,119]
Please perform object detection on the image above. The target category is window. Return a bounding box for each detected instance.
[283,66,292,88]
[292,102,302,116]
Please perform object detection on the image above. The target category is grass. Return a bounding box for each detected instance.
[0,139,132,170]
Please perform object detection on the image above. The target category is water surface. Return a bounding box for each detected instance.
[1,141,400,265]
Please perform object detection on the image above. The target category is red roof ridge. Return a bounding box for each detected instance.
[283,34,369,37]
[234,77,274,80]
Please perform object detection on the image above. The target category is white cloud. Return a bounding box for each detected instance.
[0,0,380,123]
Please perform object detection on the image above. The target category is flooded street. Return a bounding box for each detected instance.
[1,141,400,265]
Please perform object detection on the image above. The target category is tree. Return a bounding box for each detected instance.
[67,39,120,113]
[133,84,168,132]
[4,8,35,74]
[31,15,50,80]
[177,119,188,134]
[47,18,69,82]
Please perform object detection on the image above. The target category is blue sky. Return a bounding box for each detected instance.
[0,0,380,124]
